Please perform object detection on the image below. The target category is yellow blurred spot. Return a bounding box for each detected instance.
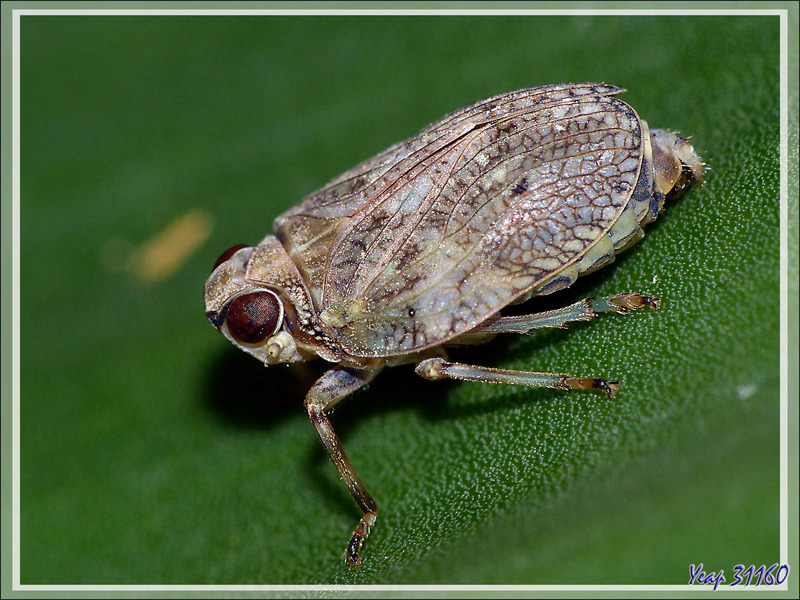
[133,210,213,283]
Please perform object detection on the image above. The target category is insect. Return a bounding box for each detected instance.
[204,83,703,566]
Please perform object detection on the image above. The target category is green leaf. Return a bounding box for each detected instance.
[19,13,785,585]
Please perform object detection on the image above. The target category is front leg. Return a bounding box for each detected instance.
[305,366,379,566]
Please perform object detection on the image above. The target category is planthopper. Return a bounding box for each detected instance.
[204,83,704,566]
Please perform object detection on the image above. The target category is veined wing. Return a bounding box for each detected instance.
[317,84,643,356]
[275,83,626,307]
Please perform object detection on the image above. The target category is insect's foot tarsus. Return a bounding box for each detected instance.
[605,292,661,314]
[563,376,620,397]
[344,511,376,567]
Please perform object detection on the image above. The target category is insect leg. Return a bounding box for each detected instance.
[472,292,660,335]
[416,357,620,397]
[305,367,379,567]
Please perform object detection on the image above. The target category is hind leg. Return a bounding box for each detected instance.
[470,293,660,335]
[416,357,620,397]
[421,292,660,397]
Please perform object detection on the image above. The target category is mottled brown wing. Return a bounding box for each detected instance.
[274,137,417,307]
[280,84,643,357]
[275,84,596,305]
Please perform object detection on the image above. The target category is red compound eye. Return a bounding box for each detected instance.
[212,244,249,272]
[225,291,282,344]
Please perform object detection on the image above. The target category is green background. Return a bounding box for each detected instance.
[17,11,789,588]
